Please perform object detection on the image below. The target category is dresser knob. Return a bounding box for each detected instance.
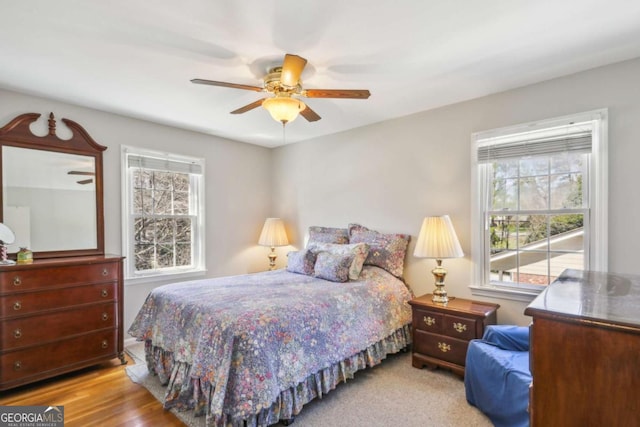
[13,276,22,286]
[102,268,109,276]
[438,342,451,353]
[102,313,109,321]
[101,289,108,297]
[453,322,467,333]
[423,316,436,326]
[14,329,22,339]
[101,340,109,349]
[13,301,22,311]
[13,361,22,371]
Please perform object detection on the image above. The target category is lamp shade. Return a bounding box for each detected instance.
[262,96,306,124]
[258,218,289,247]
[0,223,15,244]
[414,215,464,259]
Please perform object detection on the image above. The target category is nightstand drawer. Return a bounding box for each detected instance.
[412,308,444,333]
[414,330,468,366]
[443,314,478,341]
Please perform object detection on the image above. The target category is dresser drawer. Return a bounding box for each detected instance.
[412,308,444,334]
[443,314,478,341]
[0,282,116,318]
[0,262,118,293]
[0,329,116,385]
[413,330,469,366]
[1,302,116,351]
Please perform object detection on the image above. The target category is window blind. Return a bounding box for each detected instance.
[127,154,203,175]
[477,130,592,163]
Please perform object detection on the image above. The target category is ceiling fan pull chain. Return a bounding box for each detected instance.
[282,122,286,145]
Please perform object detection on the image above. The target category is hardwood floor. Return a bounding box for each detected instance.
[0,353,184,426]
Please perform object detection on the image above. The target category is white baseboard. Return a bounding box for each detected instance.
[124,337,139,347]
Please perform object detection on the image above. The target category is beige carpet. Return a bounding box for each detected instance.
[125,342,492,427]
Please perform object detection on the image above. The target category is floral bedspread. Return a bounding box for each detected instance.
[128,266,413,426]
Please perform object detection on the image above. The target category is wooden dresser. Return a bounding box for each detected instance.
[0,255,124,391]
[409,294,499,377]
[525,269,640,426]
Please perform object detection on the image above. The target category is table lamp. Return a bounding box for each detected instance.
[258,218,289,270]
[0,222,16,265]
[414,215,464,303]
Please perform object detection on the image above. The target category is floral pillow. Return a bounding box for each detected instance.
[313,251,355,283]
[286,249,317,276]
[307,242,370,280]
[307,226,350,245]
[348,223,410,278]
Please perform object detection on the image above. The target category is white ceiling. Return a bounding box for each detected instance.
[2,1,640,148]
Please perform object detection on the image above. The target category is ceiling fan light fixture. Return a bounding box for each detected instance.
[262,96,306,124]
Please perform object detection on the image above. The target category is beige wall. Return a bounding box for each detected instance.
[0,89,273,331]
[4,56,640,328]
[272,57,640,325]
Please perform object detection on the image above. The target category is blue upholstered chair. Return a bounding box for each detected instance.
[464,325,531,427]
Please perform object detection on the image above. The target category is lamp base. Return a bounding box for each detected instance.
[432,287,449,304]
[431,259,452,304]
[267,247,277,271]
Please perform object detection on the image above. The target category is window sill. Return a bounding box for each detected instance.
[125,269,207,286]
[469,284,542,303]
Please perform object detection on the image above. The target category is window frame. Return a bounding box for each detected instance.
[470,109,608,301]
[121,145,206,284]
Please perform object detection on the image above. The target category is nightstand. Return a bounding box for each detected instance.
[408,294,499,377]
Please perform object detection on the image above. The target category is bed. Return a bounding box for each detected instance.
[128,224,413,426]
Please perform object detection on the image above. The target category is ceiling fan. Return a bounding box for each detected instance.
[68,170,94,185]
[191,54,371,124]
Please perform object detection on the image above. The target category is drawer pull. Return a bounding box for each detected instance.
[423,316,436,327]
[102,268,109,276]
[13,301,22,311]
[14,329,22,339]
[101,340,109,349]
[453,322,467,333]
[102,313,109,321]
[438,342,451,353]
[101,289,109,297]
[13,276,22,286]
[14,361,22,371]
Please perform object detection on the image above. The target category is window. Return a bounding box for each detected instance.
[121,146,205,282]
[471,110,607,300]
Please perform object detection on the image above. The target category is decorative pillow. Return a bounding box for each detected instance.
[286,249,317,276]
[348,223,411,278]
[307,242,370,280]
[313,251,355,283]
[307,226,350,245]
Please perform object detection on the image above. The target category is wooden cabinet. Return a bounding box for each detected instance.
[525,269,640,427]
[409,294,499,377]
[0,255,124,391]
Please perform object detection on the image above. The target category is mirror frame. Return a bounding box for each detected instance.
[0,112,106,258]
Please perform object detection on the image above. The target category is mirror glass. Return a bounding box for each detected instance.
[2,146,98,253]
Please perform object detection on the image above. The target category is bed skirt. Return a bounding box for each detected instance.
[144,324,412,427]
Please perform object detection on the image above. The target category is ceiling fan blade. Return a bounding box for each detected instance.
[280,54,307,87]
[300,105,321,122]
[230,98,267,114]
[68,171,95,176]
[77,178,94,185]
[303,89,371,99]
[191,79,263,92]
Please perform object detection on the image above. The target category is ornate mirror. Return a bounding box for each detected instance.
[0,113,105,258]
